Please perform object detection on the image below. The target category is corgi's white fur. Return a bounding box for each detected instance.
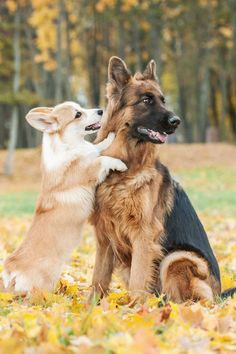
[3,101,127,293]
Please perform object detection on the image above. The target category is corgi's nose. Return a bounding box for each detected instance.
[97,109,103,116]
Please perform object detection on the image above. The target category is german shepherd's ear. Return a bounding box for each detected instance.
[108,56,131,90]
[143,59,158,81]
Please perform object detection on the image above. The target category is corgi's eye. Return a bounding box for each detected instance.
[75,111,82,119]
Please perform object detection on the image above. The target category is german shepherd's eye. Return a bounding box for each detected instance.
[160,96,166,104]
[143,95,153,105]
[75,111,82,119]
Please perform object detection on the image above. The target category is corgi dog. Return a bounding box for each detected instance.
[3,101,127,293]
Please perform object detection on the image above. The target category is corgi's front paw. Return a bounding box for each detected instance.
[110,158,127,172]
[98,157,127,183]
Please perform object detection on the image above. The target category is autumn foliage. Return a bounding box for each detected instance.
[0,145,235,353]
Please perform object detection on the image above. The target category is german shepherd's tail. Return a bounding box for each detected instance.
[221,287,236,300]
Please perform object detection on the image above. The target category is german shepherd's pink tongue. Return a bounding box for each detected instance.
[148,129,167,143]
[137,126,168,143]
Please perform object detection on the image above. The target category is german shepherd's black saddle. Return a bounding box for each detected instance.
[163,181,220,282]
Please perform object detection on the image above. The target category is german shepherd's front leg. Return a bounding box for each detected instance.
[90,238,114,300]
[129,236,162,295]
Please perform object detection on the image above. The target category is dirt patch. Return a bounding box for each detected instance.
[159,143,236,170]
[0,148,41,192]
[0,143,235,192]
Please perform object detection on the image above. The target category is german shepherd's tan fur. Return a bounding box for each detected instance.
[91,57,221,303]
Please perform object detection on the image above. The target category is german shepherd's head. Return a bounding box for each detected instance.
[99,57,180,146]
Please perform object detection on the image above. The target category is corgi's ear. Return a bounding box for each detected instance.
[26,107,59,133]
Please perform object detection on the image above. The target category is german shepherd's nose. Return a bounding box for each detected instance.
[168,116,181,127]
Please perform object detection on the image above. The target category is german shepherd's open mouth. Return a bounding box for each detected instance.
[137,126,168,143]
[136,123,180,144]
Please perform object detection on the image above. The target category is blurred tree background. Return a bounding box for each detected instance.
[0,0,236,156]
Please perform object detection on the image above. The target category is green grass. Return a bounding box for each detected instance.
[0,166,235,217]
[177,166,236,217]
[0,192,38,216]
[184,188,236,216]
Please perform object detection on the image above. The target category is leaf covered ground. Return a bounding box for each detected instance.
[0,144,236,354]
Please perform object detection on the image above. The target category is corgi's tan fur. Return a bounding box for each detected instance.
[3,101,127,293]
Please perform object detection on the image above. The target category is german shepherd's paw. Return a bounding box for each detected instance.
[88,286,107,304]
[129,290,152,304]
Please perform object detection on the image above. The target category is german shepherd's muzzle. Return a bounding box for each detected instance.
[130,92,180,144]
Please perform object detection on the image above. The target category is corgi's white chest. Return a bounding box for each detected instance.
[42,133,99,171]
[55,186,95,218]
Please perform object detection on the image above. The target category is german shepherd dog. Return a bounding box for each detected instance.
[91,57,235,303]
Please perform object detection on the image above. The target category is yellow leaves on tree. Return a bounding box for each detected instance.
[96,0,116,13]
[96,0,140,13]
[29,0,58,71]
[6,0,17,12]
[6,0,28,13]
[27,0,80,72]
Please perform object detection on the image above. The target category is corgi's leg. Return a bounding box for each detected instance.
[3,250,61,294]
[160,251,221,303]
[95,132,115,152]
[3,269,35,293]
[3,265,57,294]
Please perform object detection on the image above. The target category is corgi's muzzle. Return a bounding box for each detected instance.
[85,122,101,131]
[85,109,103,132]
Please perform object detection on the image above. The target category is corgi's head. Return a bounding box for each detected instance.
[26,101,103,138]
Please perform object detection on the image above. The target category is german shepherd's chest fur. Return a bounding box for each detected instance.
[93,161,164,265]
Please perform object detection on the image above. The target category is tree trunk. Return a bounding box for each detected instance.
[132,17,142,71]
[199,65,210,142]
[116,0,125,59]
[227,77,236,140]
[55,0,63,103]
[4,8,21,176]
[85,1,100,106]
[219,61,227,141]
[64,2,72,99]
